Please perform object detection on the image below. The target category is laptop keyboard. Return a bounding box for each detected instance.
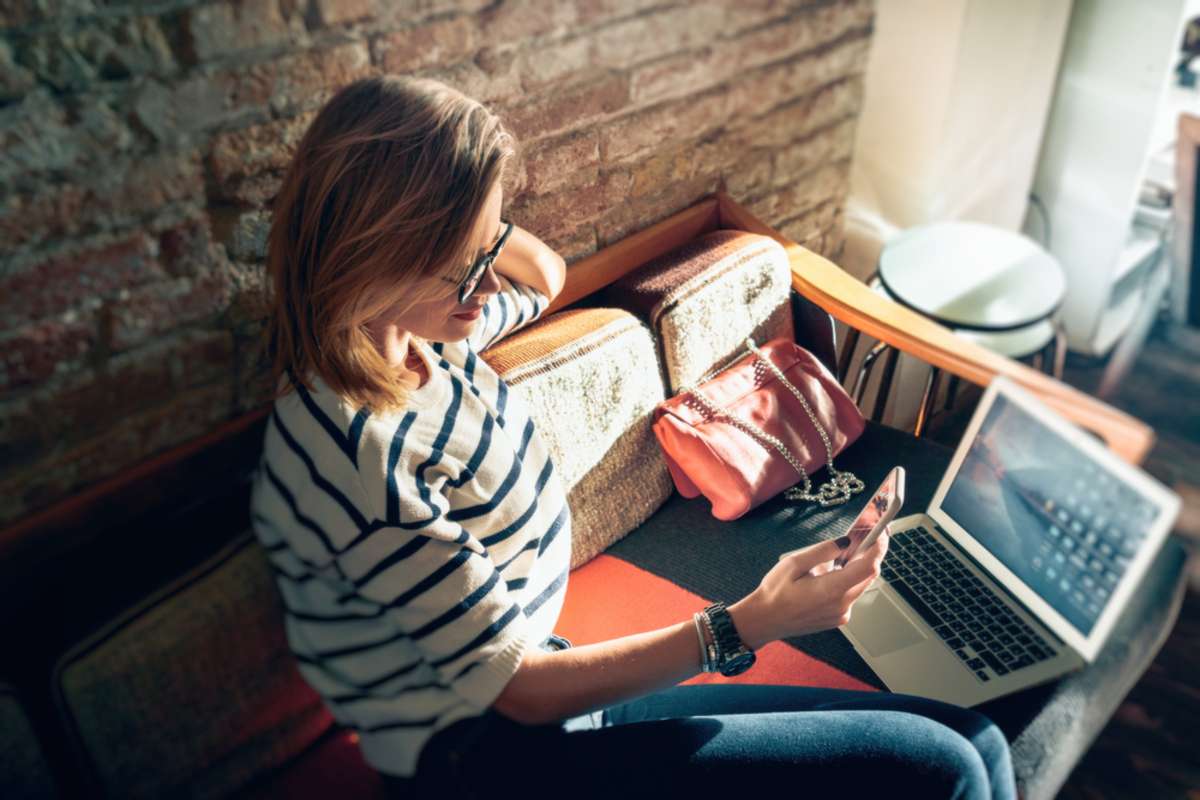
[879,526,1058,683]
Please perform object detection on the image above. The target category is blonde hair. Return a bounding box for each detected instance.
[263,75,517,413]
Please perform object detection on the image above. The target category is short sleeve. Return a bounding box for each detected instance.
[467,273,551,352]
[334,475,536,711]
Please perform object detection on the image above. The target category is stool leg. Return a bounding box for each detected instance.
[871,345,900,423]
[853,341,889,408]
[1052,321,1067,380]
[914,366,941,438]
[838,327,862,385]
[943,374,960,413]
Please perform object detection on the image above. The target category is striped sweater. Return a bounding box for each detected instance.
[249,275,569,777]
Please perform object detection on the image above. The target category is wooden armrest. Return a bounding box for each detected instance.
[717,191,1155,465]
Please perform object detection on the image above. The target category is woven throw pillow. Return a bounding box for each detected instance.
[481,307,674,569]
[0,684,57,800]
[52,533,332,800]
[598,228,795,394]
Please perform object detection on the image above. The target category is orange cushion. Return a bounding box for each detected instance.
[558,554,878,690]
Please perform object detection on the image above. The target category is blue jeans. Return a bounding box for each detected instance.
[382,635,1017,800]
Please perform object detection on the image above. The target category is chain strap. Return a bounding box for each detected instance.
[678,337,865,507]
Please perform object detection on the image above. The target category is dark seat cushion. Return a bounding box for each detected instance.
[598,421,1190,800]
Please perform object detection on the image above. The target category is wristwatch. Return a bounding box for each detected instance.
[703,601,757,676]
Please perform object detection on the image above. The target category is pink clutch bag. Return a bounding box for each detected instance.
[652,337,867,520]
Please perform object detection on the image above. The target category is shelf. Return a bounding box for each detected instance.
[1112,223,1164,285]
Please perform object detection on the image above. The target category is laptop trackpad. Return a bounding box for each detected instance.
[851,589,928,657]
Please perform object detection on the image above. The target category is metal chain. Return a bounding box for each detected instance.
[677,337,865,507]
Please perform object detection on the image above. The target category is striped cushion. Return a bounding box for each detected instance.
[598,229,795,393]
[0,684,57,799]
[481,308,674,570]
[52,534,333,800]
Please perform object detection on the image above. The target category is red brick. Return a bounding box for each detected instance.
[0,313,96,393]
[311,0,378,27]
[517,36,591,92]
[732,74,865,149]
[501,70,630,143]
[726,35,870,120]
[423,49,523,107]
[778,199,840,250]
[479,0,580,43]
[599,86,728,163]
[629,47,726,106]
[179,0,302,64]
[221,41,372,119]
[373,16,478,74]
[575,0,673,28]
[106,265,236,352]
[588,4,725,70]
[507,168,633,241]
[771,117,858,185]
[0,380,235,527]
[714,0,874,75]
[595,171,719,246]
[745,160,850,224]
[520,130,601,194]
[207,111,315,199]
[0,234,163,328]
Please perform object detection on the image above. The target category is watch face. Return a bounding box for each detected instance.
[720,650,756,677]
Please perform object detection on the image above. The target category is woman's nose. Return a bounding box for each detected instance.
[474,261,503,299]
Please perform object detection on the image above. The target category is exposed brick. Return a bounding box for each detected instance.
[517,36,591,91]
[778,198,840,250]
[311,0,379,28]
[508,168,633,241]
[599,86,728,163]
[0,88,93,183]
[0,312,96,393]
[588,4,725,70]
[715,0,873,75]
[520,129,601,194]
[770,117,857,186]
[501,70,630,143]
[478,0,580,44]
[744,159,850,225]
[225,259,271,328]
[178,0,304,65]
[722,149,774,200]
[421,49,523,107]
[233,318,272,413]
[16,14,177,88]
[0,234,163,329]
[106,264,236,352]
[629,47,725,106]
[130,75,227,144]
[546,225,597,265]
[575,0,674,28]
[595,171,719,246]
[0,38,36,102]
[220,41,373,120]
[0,380,235,528]
[207,111,315,200]
[0,183,88,253]
[726,35,870,120]
[373,15,478,74]
[732,74,864,150]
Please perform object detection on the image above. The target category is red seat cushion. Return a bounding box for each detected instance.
[557,554,878,690]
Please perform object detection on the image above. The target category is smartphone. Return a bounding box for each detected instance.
[778,466,906,568]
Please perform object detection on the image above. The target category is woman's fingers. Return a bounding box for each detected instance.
[783,536,849,576]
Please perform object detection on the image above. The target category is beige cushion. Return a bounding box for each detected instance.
[481,308,674,569]
[52,534,332,800]
[0,684,58,799]
[598,229,795,393]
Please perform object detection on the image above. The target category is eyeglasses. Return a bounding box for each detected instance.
[444,220,514,305]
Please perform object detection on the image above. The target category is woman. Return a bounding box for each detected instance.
[250,75,1018,800]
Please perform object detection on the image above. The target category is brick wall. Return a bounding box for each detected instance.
[0,0,875,527]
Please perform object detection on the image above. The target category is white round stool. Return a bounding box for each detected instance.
[856,221,1068,435]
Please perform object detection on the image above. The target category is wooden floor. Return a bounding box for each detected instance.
[924,320,1200,799]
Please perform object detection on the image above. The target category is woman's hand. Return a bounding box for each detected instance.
[728,529,890,650]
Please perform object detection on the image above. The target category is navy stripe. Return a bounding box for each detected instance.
[351,528,468,590]
[295,653,425,692]
[328,680,451,705]
[537,503,570,556]
[524,564,568,618]
[493,291,509,345]
[410,568,503,641]
[385,547,473,608]
[271,408,370,531]
[358,715,444,733]
[495,376,509,427]
[268,562,313,583]
[434,602,521,670]
[412,376,462,518]
[385,412,419,525]
[285,605,385,622]
[262,460,337,554]
[477,455,555,545]
[446,418,536,522]
[293,379,357,464]
[497,537,539,572]
[348,407,371,466]
[310,629,409,660]
[505,577,527,591]
[446,406,493,488]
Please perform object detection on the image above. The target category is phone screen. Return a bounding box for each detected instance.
[833,467,905,568]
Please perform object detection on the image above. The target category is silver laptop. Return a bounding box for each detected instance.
[841,375,1181,706]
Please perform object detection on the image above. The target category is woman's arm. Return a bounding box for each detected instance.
[491,224,566,301]
[492,534,887,726]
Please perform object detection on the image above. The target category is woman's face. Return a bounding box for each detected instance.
[368,181,504,346]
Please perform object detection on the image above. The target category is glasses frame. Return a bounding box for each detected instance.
[447,220,514,305]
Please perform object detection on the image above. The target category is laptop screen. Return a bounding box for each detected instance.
[939,394,1162,636]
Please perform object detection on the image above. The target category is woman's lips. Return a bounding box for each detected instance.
[453,306,483,320]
